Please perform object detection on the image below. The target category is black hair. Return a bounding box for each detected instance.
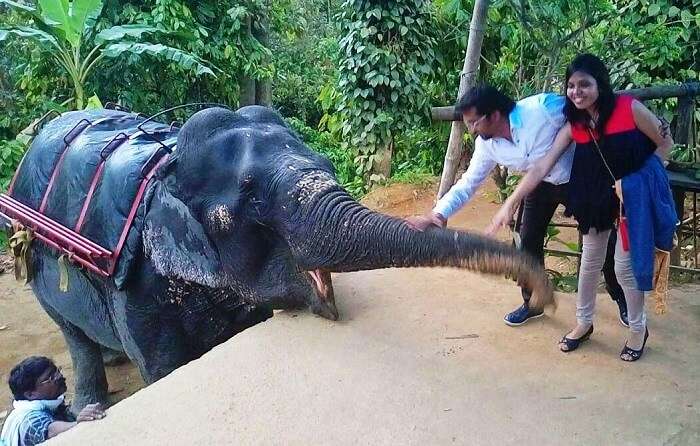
[454,85,516,119]
[8,356,54,400]
[564,53,616,144]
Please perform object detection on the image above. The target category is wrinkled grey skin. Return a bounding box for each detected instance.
[14,106,553,413]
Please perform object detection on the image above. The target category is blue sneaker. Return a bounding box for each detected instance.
[504,303,544,326]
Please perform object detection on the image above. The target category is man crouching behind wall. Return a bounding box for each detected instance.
[1,356,105,446]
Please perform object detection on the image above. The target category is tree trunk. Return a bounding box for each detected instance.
[239,15,257,107]
[437,0,490,200]
[373,138,394,180]
[253,18,272,106]
[255,80,271,106]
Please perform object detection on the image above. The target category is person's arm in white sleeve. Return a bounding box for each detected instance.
[484,123,573,235]
[405,139,496,231]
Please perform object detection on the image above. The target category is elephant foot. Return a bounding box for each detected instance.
[307,269,339,321]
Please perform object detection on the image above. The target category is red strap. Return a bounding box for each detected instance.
[109,154,170,274]
[74,161,106,233]
[619,217,630,251]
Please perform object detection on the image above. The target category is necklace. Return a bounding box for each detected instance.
[588,110,599,129]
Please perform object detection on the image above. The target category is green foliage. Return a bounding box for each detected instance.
[546,269,579,293]
[269,0,342,126]
[88,0,273,113]
[495,173,522,204]
[0,0,215,109]
[0,138,25,192]
[669,143,697,164]
[543,225,580,292]
[334,0,436,183]
[545,226,580,253]
[285,117,366,197]
[392,126,448,177]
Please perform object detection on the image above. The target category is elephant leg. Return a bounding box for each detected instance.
[100,346,129,366]
[59,322,109,412]
[35,298,109,413]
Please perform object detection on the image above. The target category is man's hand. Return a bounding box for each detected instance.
[404,212,446,232]
[76,403,106,423]
[484,201,517,237]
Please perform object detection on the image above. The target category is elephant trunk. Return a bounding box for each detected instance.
[284,184,554,311]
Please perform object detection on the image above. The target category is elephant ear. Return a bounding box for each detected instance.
[143,181,228,288]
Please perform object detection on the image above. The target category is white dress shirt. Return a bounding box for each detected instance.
[433,93,575,219]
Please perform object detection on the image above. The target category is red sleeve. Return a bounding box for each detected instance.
[604,95,635,135]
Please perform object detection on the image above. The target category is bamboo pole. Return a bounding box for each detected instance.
[436,0,491,199]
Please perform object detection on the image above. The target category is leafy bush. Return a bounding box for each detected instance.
[334,0,436,182]
[392,126,449,178]
[285,117,366,197]
[0,138,25,192]
[0,138,25,251]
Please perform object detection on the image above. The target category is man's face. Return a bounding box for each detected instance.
[462,107,498,140]
[26,365,67,400]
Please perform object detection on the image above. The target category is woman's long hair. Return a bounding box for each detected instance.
[564,54,616,144]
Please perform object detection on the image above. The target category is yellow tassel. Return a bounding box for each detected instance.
[8,222,33,285]
[652,249,670,315]
[58,254,69,292]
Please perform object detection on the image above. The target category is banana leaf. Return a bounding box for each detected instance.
[102,42,217,77]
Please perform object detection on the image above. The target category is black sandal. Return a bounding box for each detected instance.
[620,328,649,362]
[559,325,594,352]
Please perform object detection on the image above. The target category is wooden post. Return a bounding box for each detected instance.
[671,95,696,265]
[436,0,490,199]
[253,21,272,106]
[239,15,257,107]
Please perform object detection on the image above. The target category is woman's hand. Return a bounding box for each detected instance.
[485,201,517,237]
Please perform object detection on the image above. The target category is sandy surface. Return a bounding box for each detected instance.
[49,270,700,445]
[1,180,699,445]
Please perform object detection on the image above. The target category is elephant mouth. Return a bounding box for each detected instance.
[304,269,338,320]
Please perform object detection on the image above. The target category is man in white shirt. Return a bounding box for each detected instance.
[406,85,628,326]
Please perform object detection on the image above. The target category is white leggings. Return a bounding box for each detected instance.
[576,228,646,333]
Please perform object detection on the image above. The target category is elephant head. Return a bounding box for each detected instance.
[143,106,553,320]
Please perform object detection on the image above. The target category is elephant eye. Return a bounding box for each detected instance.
[239,174,254,190]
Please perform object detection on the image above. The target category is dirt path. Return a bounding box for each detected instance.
[50,256,700,445]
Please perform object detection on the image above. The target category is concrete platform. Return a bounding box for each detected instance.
[49,269,700,445]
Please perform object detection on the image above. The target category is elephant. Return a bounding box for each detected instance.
[4,105,553,412]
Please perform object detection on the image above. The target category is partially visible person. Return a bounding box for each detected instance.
[1,356,105,446]
[405,84,628,327]
[488,54,675,361]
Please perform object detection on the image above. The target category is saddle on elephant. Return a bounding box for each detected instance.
[0,107,178,288]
